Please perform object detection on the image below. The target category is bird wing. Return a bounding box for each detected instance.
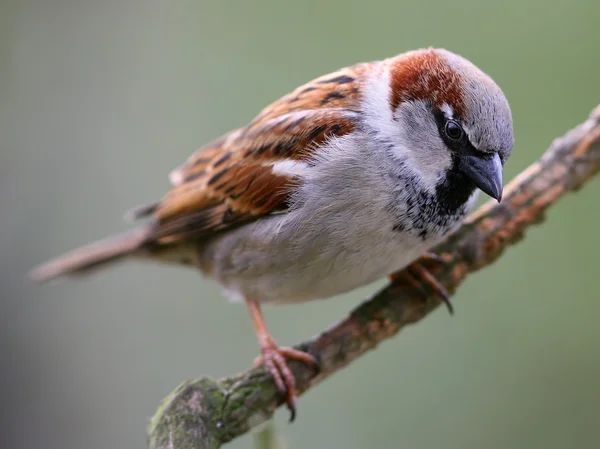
[137,63,367,244]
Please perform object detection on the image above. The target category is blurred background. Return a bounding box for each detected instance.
[2,1,600,448]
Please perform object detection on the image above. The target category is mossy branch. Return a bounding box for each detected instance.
[148,105,600,449]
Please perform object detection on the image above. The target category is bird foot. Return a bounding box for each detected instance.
[253,342,319,422]
[392,252,454,314]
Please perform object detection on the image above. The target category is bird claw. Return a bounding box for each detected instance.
[253,344,319,422]
[403,252,454,315]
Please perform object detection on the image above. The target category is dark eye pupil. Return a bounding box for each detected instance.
[445,121,463,140]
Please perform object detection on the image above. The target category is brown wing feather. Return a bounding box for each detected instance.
[146,63,367,243]
[247,62,367,125]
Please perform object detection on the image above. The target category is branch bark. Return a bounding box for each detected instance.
[148,105,600,449]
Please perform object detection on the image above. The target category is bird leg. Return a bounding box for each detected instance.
[246,299,319,422]
[390,252,454,314]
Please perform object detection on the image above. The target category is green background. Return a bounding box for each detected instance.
[2,1,600,448]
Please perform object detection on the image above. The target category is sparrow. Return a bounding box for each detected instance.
[29,47,514,420]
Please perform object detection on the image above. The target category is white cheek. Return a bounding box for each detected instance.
[409,150,452,189]
[360,69,453,193]
[391,100,453,191]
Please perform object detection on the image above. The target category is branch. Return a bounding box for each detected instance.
[148,106,600,449]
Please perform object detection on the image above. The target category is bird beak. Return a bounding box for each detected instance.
[458,153,503,201]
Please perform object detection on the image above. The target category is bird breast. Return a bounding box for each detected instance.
[197,133,476,304]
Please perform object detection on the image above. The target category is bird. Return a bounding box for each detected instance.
[29,47,514,420]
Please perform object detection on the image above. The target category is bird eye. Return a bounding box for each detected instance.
[444,120,463,141]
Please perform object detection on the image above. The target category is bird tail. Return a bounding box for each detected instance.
[28,227,153,283]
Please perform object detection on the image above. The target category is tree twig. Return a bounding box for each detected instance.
[148,105,600,449]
